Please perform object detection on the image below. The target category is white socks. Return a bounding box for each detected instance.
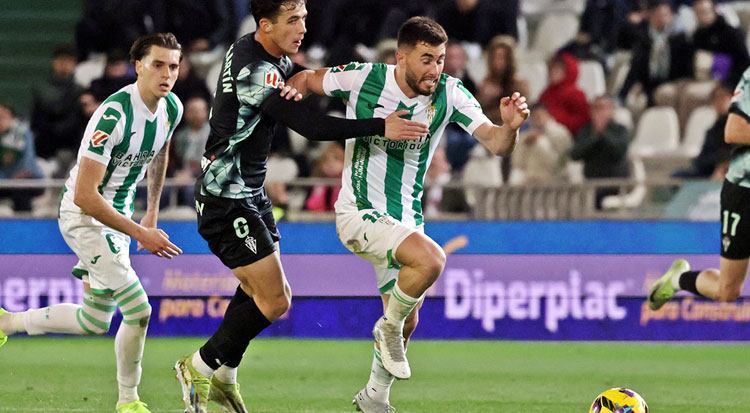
[192,351,216,378]
[671,271,683,290]
[214,365,238,384]
[23,304,87,335]
[384,283,420,327]
[366,346,395,403]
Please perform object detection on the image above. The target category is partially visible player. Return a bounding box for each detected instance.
[0,33,184,413]
[172,1,428,412]
[283,16,529,412]
[649,66,750,310]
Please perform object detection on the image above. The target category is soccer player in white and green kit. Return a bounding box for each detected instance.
[0,33,184,413]
[283,17,530,412]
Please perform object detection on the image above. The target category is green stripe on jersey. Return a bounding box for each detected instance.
[450,108,473,128]
[164,92,179,138]
[384,102,415,220]
[99,92,134,193]
[112,118,157,214]
[351,64,387,210]
[412,76,448,225]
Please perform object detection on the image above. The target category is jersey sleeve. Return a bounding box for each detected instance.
[447,78,491,135]
[165,92,184,141]
[730,67,750,122]
[236,62,283,109]
[81,102,125,165]
[322,62,369,100]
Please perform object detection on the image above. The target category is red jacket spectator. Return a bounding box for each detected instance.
[539,53,590,136]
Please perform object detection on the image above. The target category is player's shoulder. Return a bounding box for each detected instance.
[329,61,372,74]
[164,92,183,112]
[98,84,135,119]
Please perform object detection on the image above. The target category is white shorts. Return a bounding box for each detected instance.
[335,208,422,294]
[58,215,138,295]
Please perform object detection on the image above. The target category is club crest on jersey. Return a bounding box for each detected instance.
[265,72,281,88]
[427,105,436,124]
[165,120,171,135]
[245,236,257,254]
[91,130,109,147]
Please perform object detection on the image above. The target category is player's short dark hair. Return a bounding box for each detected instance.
[397,17,448,50]
[129,32,183,64]
[251,0,306,25]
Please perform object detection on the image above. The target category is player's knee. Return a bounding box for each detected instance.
[718,286,741,302]
[258,292,290,321]
[420,246,446,283]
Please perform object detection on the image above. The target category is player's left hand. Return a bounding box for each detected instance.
[137,212,158,252]
[278,69,313,101]
[500,92,530,131]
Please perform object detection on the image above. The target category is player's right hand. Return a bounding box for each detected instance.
[137,228,183,259]
[384,110,429,141]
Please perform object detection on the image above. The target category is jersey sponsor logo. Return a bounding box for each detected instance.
[111,150,157,168]
[361,134,431,151]
[265,72,281,88]
[91,130,109,147]
[90,255,101,264]
[102,114,118,121]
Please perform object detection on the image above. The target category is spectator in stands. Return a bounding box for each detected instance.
[423,145,453,216]
[31,45,84,165]
[305,142,344,212]
[619,0,694,107]
[75,0,158,60]
[172,97,211,205]
[171,54,212,103]
[570,96,631,209]
[509,104,573,184]
[673,82,733,178]
[579,0,629,54]
[692,0,750,87]
[157,0,236,52]
[435,0,519,45]
[478,36,528,126]
[89,49,137,102]
[443,41,478,175]
[0,103,44,211]
[539,52,590,136]
[444,41,476,94]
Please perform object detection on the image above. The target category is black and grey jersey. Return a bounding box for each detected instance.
[200,33,297,199]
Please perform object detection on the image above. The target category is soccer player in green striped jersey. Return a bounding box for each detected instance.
[0,33,184,413]
[283,17,529,412]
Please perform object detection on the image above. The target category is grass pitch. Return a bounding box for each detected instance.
[1,337,749,412]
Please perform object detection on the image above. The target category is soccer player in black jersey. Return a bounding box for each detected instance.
[173,1,429,412]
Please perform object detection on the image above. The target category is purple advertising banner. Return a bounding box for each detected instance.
[3,253,750,339]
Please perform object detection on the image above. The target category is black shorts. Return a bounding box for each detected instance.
[195,190,280,269]
[720,180,750,259]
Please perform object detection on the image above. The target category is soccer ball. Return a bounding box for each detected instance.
[589,388,649,413]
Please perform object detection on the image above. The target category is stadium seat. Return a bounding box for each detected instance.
[531,13,579,58]
[613,105,634,133]
[518,59,547,104]
[577,60,606,102]
[680,106,717,158]
[629,106,680,157]
[601,157,647,209]
[74,54,105,89]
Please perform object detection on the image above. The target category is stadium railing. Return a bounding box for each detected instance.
[0,176,698,221]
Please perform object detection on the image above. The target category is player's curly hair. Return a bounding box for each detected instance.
[251,0,306,25]
[397,17,448,50]
[129,32,183,64]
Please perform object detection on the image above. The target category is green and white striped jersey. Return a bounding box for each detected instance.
[728,67,750,188]
[60,83,183,219]
[323,62,490,226]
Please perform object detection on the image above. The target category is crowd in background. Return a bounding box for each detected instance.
[1,0,748,217]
